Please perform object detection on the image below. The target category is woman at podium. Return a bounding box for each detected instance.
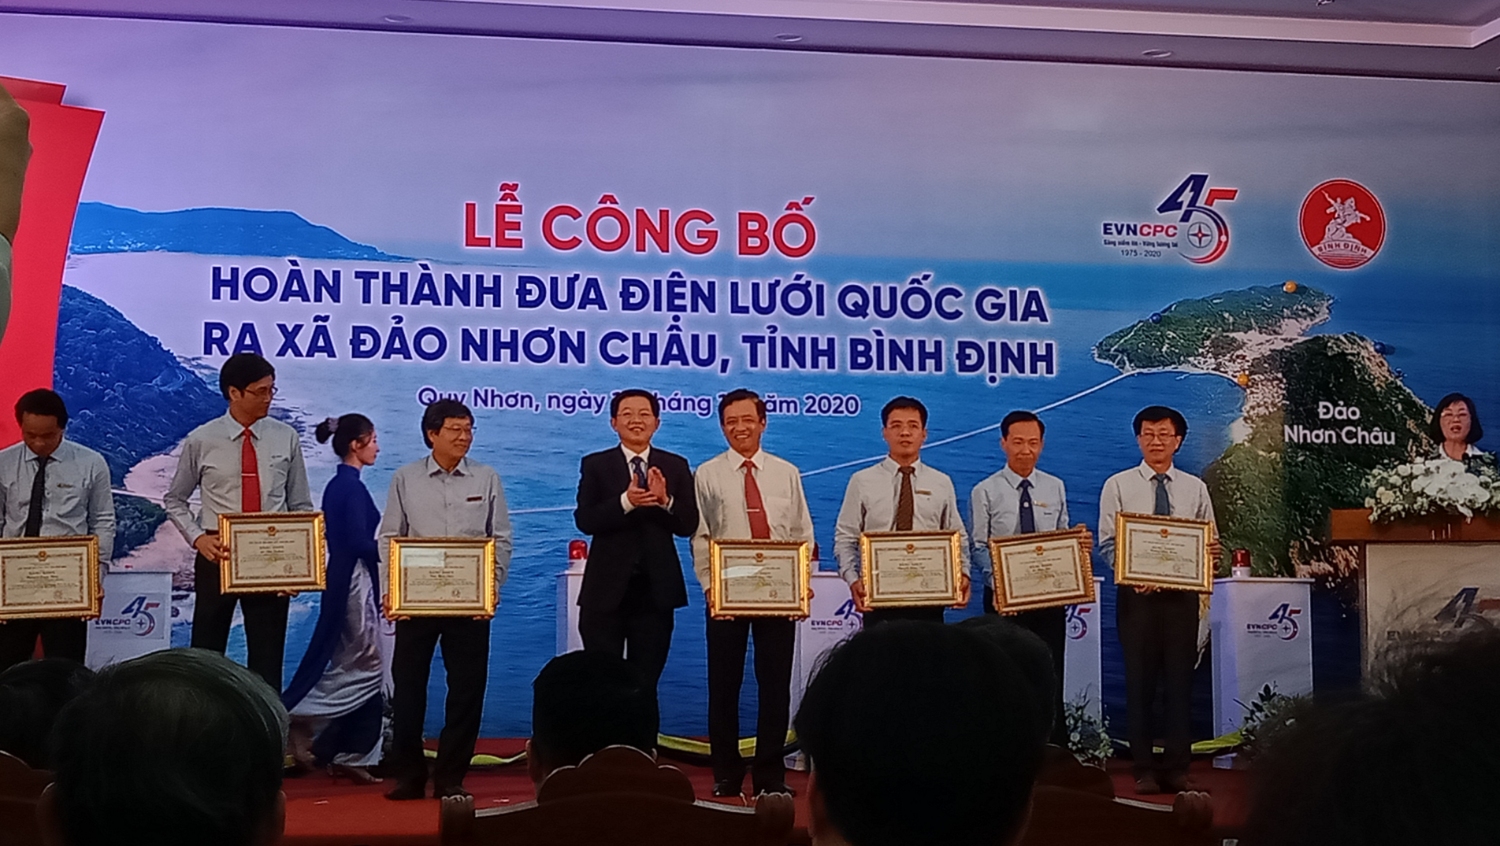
[1431,393,1490,469]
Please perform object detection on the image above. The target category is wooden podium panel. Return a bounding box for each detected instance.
[1329,509,1500,676]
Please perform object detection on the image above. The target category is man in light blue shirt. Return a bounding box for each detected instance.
[380,398,513,802]
[0,389,114,670]
[970,410,1089,747]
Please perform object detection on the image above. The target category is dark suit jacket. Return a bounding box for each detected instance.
[574,446,699,612]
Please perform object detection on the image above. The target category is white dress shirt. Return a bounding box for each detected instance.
[378,455,514,595]
[164,413,315,544]
[0,439,116,559]
[1097,461,1216,568]
[970,465,1069,583]
[691,448,815,592]
[833,457,970,585]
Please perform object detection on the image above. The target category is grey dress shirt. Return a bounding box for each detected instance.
[833,457,970,585]
[690,448,815,592]
[970,465,1068,584]
[0,439,116,560]
[165,413,314,544]
[1097,461,1216,569]
[378,455,514,596]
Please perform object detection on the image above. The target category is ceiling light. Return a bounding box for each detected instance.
[1142,49,1174,59]
[383,14,412,23]
[1317,0,1334,5]
[774,33,804,43]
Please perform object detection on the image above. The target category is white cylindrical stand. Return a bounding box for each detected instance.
[1209,575,1315,737]
[1062,577,1106,722]
[86,571,173,669]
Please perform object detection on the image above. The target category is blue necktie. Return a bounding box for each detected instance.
[631,456,647,489]
[1018,478,1036,534]
[1153,473,1171,516]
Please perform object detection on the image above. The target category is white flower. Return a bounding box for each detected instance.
[1378,489,1396,504]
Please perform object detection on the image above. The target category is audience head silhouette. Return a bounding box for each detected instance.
[1243,628,1500,846]
[956,615,1059,746]
[528,650,656,786]
[0,659,94,769]
[795,621,1045,846]
[41,649,288,846]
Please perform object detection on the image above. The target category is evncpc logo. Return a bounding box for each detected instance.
[1101,174,1239,264]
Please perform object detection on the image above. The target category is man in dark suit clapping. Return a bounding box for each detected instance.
[574,389,698,737]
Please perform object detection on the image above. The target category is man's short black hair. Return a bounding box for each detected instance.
[795,621,1044,846]
[1133,405,1188,438]
[421,399,473,448]
[718,388,766,423]
[14,387,68,428]
[531,650,656,775]
[48,649,288,846]
[610,388,660,419]
[881,396,928,427]
[0,658,94,769]
[1430,393,1484,444]
[1242,629,1500,846]
[1000,410,1044,439]
[218,353,276,400]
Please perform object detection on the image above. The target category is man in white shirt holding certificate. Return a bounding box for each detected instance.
[1098,405,1220,796]
[0,389,115,670]
[691,388,814,799]
[164,353,313,690]
[834,396,970,627]
[970,409,1088,748]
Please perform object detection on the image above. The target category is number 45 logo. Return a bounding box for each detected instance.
[1157,174,1238,265]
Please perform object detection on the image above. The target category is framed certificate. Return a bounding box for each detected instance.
[0,536,101,621]
[860,531,963,607]
[218,512,327,593]
[990,527,1095,613]
[1113,512,1213,592]
[387,537,497,618]
[708,539,811,618]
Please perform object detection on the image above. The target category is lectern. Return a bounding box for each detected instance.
[1329,508,1500,674]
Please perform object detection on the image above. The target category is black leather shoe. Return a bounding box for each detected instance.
[385,780,427,801]
[434,785,472,800]
[712,779,744,798]
[754,783,796,797]
[1133,774,1162,795]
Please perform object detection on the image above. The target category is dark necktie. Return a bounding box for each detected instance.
[241,428,262,512]
[24,455,50,537]
[895,466,916,531]
[742,460,772,539]
[631,456,647,489]
[1018,478,1036,534]
[1153,473,1171,516]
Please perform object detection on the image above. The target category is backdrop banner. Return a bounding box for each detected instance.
[2,15,1497,736]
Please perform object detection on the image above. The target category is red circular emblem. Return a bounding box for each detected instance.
[1299,180,1385,270]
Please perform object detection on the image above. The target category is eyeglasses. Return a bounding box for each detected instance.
[242,385,278,399]
[440,425,475,436]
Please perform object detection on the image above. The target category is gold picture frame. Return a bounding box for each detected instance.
[218,511,327,593]
[0,535,102,621]
[387,537,498,618]
[708,539,811,618]
[859,530,964,607]
[991,526,1095,613]
[1113,512,1213,592]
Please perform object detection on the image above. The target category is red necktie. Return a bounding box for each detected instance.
[241,428,262,512]
[742,459,771,540]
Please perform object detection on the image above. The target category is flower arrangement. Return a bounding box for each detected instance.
[1237,683,1306,762]
[1364,458,1500,523]
[1063,694,1113,767]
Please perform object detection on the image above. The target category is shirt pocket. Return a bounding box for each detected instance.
[1033,502,1062,530]
[762,494,796,532]
[260,450,290,499]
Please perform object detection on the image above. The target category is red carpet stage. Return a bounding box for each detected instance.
[280,741,1248,846]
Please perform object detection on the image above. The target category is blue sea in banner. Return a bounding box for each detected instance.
[159,249,1500,739]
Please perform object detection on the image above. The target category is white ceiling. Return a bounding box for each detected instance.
[2,0,1498,80]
